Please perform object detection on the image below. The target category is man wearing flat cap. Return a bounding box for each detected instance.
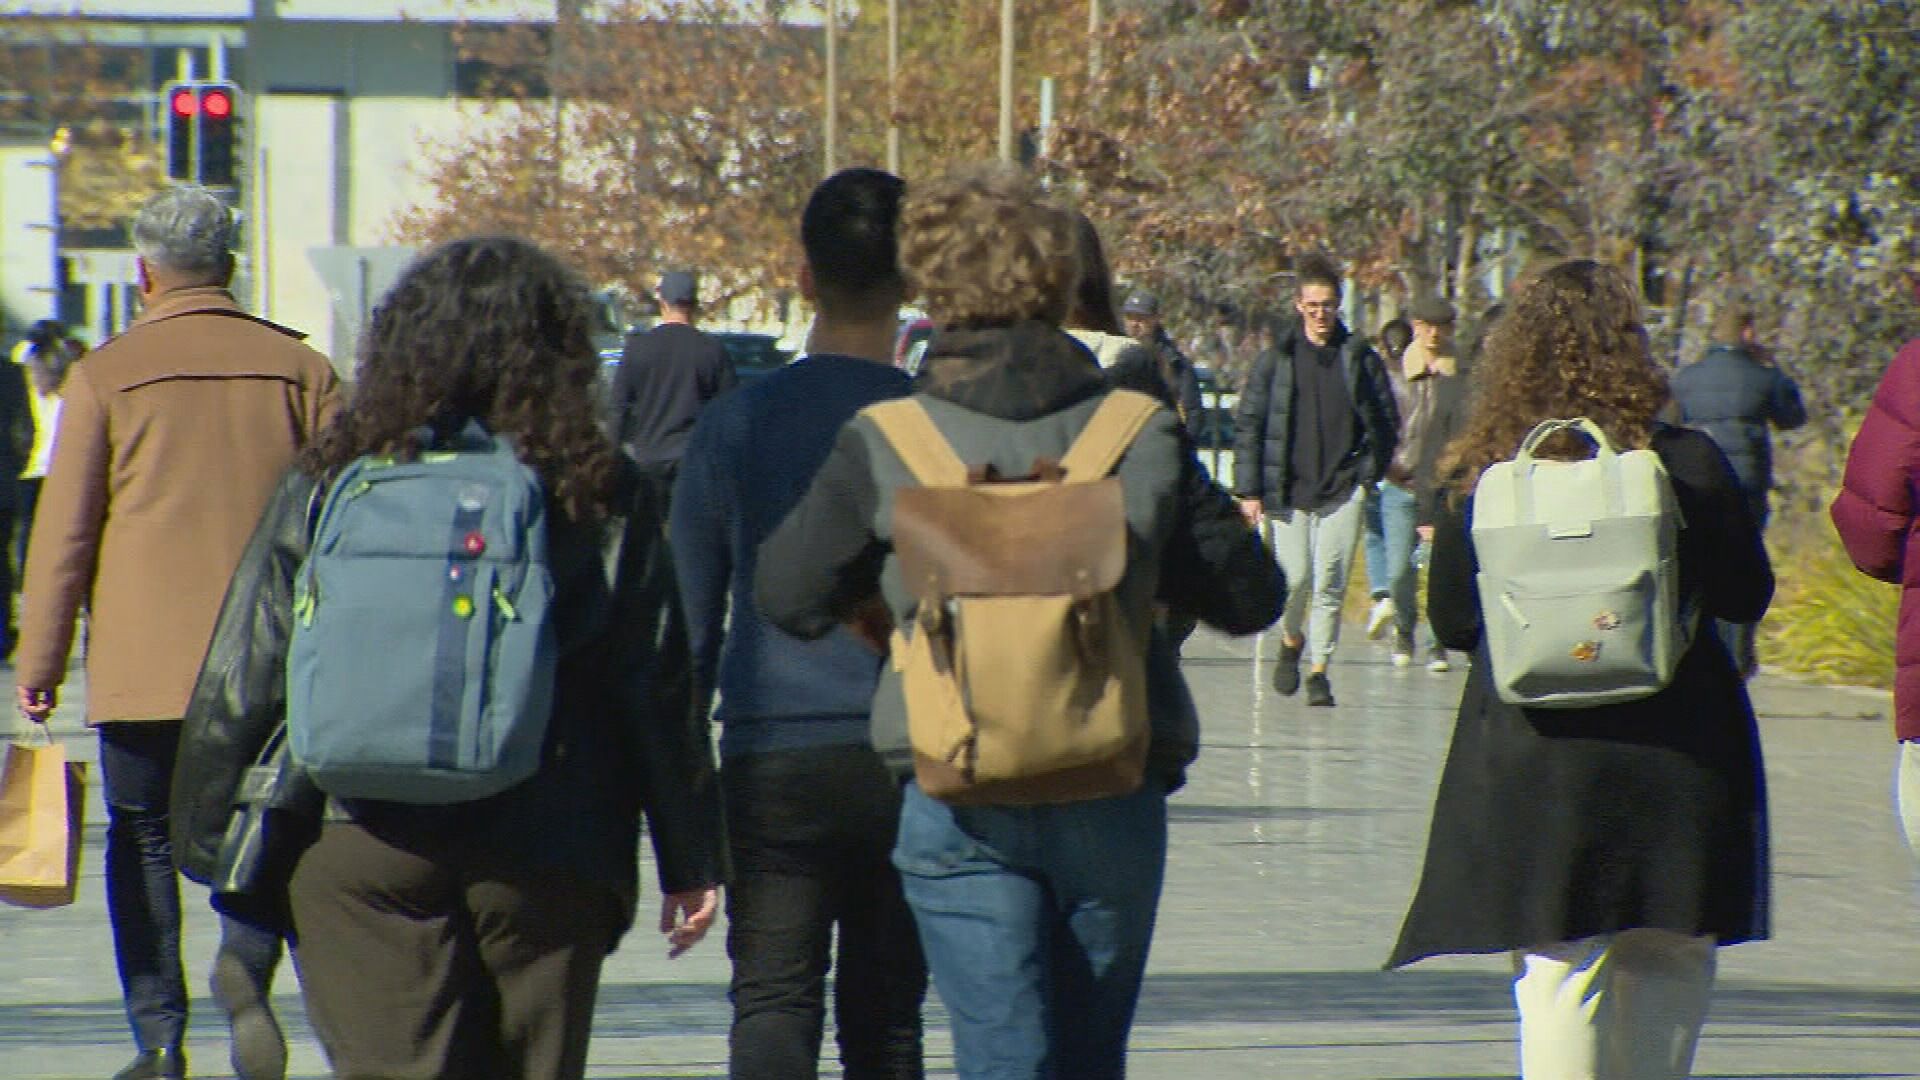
[1120,289,1204,426]
[1378,294,1467,673]
[609,270,738,488]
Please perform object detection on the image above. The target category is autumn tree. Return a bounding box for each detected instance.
[0,15,169,231]
[394,0,824,309]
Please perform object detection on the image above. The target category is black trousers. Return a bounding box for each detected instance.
[723,744,927,1080]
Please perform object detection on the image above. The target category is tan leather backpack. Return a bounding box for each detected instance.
[865,390,1161,805]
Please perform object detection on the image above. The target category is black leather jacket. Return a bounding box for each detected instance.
[171,463,726,934]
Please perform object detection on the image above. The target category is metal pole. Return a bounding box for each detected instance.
[1089,0,1103,83]
[998,0,1015,162]
[886,0,900,175]
[825,0,839,177]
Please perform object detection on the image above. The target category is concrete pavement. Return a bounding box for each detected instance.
[3,628,1916,1079]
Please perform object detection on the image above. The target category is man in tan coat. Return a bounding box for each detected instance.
[14,186,337,1080]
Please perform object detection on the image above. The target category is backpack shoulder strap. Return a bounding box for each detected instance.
[1059,390,1162,484]
[864,399,970,487]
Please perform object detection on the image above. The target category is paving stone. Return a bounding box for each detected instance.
[4,628,1914,1078]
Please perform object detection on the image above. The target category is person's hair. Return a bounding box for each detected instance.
[1067,212,1123,335]
[25,319,65,350]
[301,236,620,522]
[898,162,1079,328]
[1379,317,1413,359]
[1439,258,1668,496]
[802,167,907,321]
[132,186,235,282]
[1711,303,1753,345]
[1295,254,1342,297]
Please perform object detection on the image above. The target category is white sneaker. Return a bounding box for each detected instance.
[1427,648,1452,673]
[1366,597,1396,639]
[1391,648,1413,668]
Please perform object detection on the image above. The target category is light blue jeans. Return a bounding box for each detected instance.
[1899,741,1920,867]
[1268,485,1368,667]
[892,780,1168,1079]
[1361,482,1421,640]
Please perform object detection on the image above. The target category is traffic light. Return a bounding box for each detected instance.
[162,81,240,187]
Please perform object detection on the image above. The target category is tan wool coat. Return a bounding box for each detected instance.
[16,286,339,723]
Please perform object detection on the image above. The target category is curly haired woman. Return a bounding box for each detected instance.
[1388,259,1774,1079]
[172,236,725,1079]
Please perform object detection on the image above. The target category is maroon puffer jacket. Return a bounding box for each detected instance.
[1831,338,1920,742]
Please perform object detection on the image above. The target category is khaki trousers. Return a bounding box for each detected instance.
[288,820,621,1080]
[1512,929,1716,1080]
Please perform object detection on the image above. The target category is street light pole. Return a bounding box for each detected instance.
[825,0,839,177]
[998,0,1015,162]
[887,0,900,174]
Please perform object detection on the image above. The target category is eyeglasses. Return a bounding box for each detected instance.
[1298,302,1339,314]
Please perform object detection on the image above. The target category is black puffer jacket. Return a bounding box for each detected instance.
[1231,318,1399,512]
[1668,344,1807,495]
[171,462,725,939]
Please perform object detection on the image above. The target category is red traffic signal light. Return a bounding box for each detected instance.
[161,81,240,187]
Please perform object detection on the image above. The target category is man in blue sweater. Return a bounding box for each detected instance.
[670,168,926,1079]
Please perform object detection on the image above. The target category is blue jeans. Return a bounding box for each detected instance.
[1361,482,1420,639]
[1714,490,1771,676]
[892,780,1168,1079]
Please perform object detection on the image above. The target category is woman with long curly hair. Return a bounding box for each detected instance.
[1388,259,1773,1079]
[172,236,726,1079]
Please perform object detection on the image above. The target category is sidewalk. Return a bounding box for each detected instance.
[3,632,1916,1078]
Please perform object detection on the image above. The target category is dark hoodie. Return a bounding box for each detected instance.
[755,321,1280,789]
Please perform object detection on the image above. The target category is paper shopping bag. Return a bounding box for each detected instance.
[0,738,87,909]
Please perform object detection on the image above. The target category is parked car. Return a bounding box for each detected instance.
[713,331,794,380]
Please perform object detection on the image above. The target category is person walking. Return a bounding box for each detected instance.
[0,320,42,648]
[1121,289,1204,427]
[1830,335,1920,867]
[1231,256,1399,707]
[16,327,81,580]
[1389,259,1773,1080]
[756,163,1281,1079]
[174,235,726,1079]
[1361,316,1414,646]
[1667,304,1807,676]
[608,269,737,485]
[1381,298,1467,672]
[671,168,928,1079]
[13,186,339,1080]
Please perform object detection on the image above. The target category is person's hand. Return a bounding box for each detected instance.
[1238,498,1264,526]
[843,594,894,657]
[660,886,720,959]
[1416,525,1434,544]
[17,686,55,722]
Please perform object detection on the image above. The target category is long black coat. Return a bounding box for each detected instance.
[1388,426,1772,967]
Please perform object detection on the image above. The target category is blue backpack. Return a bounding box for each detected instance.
[286,423,557,803]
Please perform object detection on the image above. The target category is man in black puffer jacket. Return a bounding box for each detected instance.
[1669,303,1807,675]
[1231,255,1398,707]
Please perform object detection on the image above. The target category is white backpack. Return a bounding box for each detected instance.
[1471,418,1696,708]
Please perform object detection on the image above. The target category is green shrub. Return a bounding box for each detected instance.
[1760,509,1897,687]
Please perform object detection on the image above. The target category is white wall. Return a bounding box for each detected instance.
[0,146,59,334]
[254,94,343,361]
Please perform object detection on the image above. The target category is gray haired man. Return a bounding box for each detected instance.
[16,186,338,1080]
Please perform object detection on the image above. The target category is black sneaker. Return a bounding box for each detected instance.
[1272,641,1303,695]
[112,1048,185,1080]
[1305,671,1335,707]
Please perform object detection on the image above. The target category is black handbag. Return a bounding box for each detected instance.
[209,723,323,938]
